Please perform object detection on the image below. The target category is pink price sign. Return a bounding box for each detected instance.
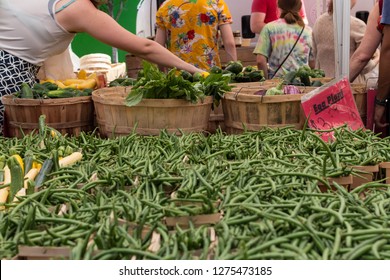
[301,77,364,133]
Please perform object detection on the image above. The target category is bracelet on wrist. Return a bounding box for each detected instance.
[375,96,388,106]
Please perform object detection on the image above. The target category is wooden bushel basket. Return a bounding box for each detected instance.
[92,87,213,137]
[207,104,225,133]
[2,95,94,138]
[222,86,315,134]
[351,83,367,126]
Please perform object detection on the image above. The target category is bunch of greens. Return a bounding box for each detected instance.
[125,61,233,108]
[199,72,233,108]
[125,61,203,107]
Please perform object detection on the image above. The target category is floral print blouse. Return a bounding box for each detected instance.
[156,0,233,70]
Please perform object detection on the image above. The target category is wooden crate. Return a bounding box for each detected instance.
[14,246,71,260]
[92,87,213,137]
[350,165,379,190]
[318,175,353,192]
[164,212,222,229]
[379,162,390,184]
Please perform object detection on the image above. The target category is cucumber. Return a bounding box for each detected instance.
[47,90,75,98]
[20,83,34,99]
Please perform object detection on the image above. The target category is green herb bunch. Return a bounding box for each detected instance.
[125,61,233,107]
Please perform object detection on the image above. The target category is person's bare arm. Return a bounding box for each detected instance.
[256,54,268,79]
[250,12,266,34]
[349,3,382,82]
[374,25,390,128]
[155,27,168,72]
[56,0,203,73]
[309,60,315,69]
[155,27,167,47]
[219,24,237,62]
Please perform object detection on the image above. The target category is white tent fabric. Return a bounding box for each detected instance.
[333,0,350,79]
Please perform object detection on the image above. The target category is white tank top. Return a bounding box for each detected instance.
[0,0,75,65]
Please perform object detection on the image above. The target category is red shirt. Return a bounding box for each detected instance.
[251,0,306,24]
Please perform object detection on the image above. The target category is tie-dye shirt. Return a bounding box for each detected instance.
[253,18,314,78]
[156,0,233,70]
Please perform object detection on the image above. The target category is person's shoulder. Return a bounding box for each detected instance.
[262,19,288,33]
[304,25,313,32]
[314,13,332,24]
[351,16,366,27]
[312,13,332,31]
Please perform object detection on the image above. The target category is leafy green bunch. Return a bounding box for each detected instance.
[125,61,204,107]
[198,72,233,108]
[125,61,233,108]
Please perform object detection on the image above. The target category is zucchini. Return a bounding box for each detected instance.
[34,158,54,189]
[0,155,5,182]
[0,166,11,209]
[23,151,34,175]
[311,80,323,87]
[7,155,24,203]
[59,152,83,168]
[225,61,243,75]
[52,149,60,172]
[26,180,35,196]
[209,66,223,74]
[248,70,264,82]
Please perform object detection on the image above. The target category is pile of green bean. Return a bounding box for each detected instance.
[1,126,390,259]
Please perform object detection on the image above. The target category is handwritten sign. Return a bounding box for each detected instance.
[301,77,364,136]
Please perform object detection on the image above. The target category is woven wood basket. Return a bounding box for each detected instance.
[222,86,316,134]
[92,87,213,137]
[2,95,94,138]
[350,83,367,125]
[207,104,225,133]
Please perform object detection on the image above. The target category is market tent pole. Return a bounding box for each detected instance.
[333,0,350,79]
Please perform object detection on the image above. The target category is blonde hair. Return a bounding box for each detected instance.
[278,0,304,26]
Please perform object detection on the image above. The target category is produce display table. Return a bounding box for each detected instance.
[1,126,390,260]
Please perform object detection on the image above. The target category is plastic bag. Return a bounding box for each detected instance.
[301,77,364,140]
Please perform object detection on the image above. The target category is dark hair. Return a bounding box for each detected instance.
[328,0,334,14]
[278,0,305,26]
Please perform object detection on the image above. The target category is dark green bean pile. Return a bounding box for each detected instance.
[1,126,390,260]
